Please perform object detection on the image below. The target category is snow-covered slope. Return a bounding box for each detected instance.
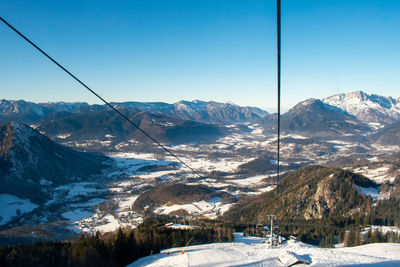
[322,91,400,124]
[129,233,400,267]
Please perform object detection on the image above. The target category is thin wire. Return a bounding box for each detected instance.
[0,16,204,180]
[276,0,281,216]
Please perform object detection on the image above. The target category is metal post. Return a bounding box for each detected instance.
[267,215,276,248]
[270,217,274,248]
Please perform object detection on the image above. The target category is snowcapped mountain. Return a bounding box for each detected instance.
[0,99,46,123]
[113,100,268,124]
[0,99,94,124]
[258,91,400,138]
[259,98,370,137]
[0,99,268,125]
[322,91,400,124]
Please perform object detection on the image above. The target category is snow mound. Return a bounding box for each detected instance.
[277,250,310,266]
[129,233,400,267]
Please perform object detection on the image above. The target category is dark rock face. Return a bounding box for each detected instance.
[0,122,109,204]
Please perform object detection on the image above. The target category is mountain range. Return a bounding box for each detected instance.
[0,99,268,125]
[36,109,225,148]
[2,91,398,129]
[1,91,399,151]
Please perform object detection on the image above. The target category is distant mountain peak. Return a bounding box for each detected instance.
[322,91,400,124]
[296,98,319,107]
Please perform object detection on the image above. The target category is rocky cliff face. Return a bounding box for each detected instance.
[224,166,378,222]
[304,174,342,220]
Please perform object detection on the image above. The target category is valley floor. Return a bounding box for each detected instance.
[129,233,400,267]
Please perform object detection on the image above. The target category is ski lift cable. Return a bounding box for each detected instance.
[276,0,281,217]
[0,16,205,181]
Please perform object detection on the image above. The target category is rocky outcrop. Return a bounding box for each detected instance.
[224,166,378,223]
[304,175,339,219]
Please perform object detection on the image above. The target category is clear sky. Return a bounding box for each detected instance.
[1,0,399,111]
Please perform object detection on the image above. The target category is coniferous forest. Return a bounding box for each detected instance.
[0,220,234,267]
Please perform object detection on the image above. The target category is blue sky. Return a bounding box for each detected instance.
[1,0,399,111]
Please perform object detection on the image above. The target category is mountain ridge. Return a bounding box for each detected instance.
[259,98,371,137]
[321,91,400,124]
[0,122,109,204]
[0,99,268,125]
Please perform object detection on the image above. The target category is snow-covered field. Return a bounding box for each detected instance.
[130,233,400,267]
[0,194,38,225]
[154,196,232,219]
[60,150,271,232]
[228,174,270,187]
[353,166,395,184]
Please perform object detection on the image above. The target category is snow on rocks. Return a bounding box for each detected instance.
[362,226,400,236]
[164,223,198,230]
[258,185,276,193]
[277,250,311,266]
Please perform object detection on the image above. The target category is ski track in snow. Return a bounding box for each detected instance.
[129,233,400,267]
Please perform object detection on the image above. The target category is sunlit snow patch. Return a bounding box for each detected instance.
[228,175,270,186]
[55,182,105,199]
[353,166,395,184]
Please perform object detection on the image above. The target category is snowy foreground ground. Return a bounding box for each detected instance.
[129,233,400,267]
